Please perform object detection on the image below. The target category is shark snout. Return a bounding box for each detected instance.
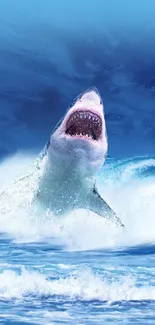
[79,88,103,107]
[68,88,104,121]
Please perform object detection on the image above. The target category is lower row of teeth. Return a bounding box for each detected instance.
[73,133,92,138]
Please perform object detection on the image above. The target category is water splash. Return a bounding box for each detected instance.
[0,153,155,251]
[0,266,154,302]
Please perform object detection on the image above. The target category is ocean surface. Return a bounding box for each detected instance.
[0,155,155,325]
[1,0,155,324]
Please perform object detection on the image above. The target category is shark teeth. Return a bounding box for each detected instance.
[76,133,91,137]
[65,110,102,140]
[69,112,99,124]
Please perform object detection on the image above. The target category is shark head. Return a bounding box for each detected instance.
[48,88,108,174]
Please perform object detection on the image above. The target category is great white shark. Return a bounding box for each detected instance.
[34,87,124,228]
[0,88,124,228]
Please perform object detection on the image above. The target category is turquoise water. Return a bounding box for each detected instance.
[0,155,155,324]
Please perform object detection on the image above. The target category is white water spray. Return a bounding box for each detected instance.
[0,153,155,251]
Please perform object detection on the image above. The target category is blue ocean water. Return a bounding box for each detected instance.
[1,0,155,324]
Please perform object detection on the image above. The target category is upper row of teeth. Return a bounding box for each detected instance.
[70,113,100,123]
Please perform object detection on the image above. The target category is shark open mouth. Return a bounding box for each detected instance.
[65,110,102,140]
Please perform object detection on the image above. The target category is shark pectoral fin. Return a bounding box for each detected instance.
[86,187,124,228]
